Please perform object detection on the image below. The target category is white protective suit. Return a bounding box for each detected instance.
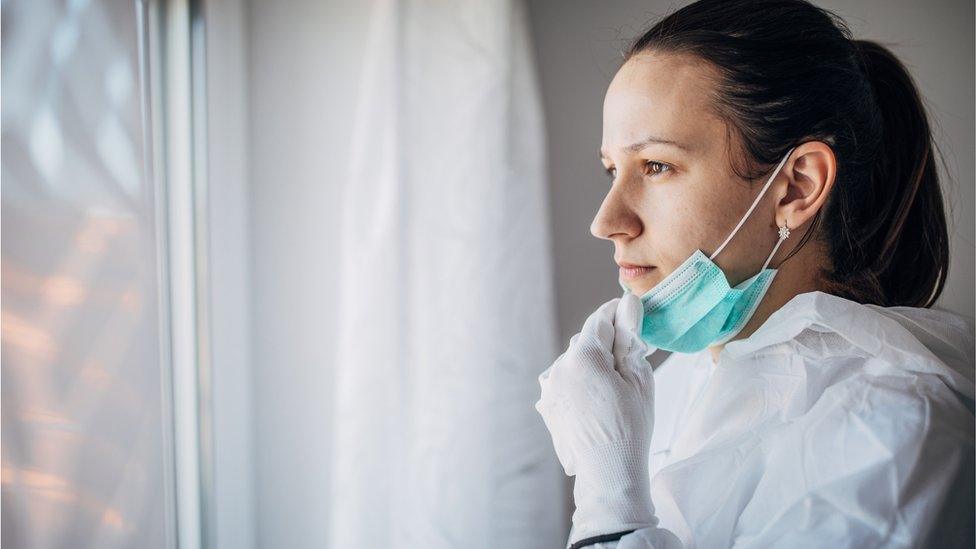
[566,290,975,548]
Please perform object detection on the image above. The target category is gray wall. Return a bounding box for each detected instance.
[525,0,975,344]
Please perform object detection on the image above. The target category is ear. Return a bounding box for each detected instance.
[776,141,836,232]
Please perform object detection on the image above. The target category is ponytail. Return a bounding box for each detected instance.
[624,0,952,308]
[820,40,949,307]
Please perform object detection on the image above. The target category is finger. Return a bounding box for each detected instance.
[534,400,575,474]
[538,366,551,387]
[534,397,546,415]
[579,298,619,352]
[615,291,644,336]
[613,292,644,363]
[619,347,654,390]
[538,356,560,385]
[539,332,577,386]
[614,293,656,388]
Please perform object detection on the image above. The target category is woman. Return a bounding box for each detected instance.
[534,1,975,548]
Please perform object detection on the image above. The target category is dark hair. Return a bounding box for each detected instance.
[623,0,950,307]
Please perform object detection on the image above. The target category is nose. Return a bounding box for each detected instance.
[590,182,642,242]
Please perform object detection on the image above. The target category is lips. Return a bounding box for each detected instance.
[617,262,655,281]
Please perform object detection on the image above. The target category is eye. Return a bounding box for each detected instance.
[645,160,672,176]
[603,161,672,185]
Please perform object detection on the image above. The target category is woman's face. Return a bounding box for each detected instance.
[595,51,782,296]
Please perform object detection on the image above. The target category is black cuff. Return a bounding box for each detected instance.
[569,529,637,549]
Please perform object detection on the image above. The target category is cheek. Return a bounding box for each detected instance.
[640,182,724,271]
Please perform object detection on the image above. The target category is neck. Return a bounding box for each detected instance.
[707,241,828,365]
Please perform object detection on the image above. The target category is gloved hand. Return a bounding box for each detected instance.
[535,292,658,541]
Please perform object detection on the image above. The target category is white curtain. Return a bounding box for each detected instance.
[330,0,566,547]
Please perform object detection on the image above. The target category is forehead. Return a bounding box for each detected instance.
[602,51,724,152]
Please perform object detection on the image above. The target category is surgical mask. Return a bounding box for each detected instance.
[617,146,796,354]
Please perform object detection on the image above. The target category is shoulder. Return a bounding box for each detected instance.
[735,354,974,545]
[795,357,973,457]
[764,328,974,468]
[725,290,975,404]
[687,292,974,544]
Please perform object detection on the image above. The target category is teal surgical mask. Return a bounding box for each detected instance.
[617,146,796,354]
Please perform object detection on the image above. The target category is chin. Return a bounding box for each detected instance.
[623,279,657,296]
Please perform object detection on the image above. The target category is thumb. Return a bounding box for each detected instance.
[615,291,643,335]
[612,291,645,362]
[580,297,619,352]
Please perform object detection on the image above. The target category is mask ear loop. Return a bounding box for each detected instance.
[709,146,797,261]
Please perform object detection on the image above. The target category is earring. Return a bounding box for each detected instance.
[778,222,791,240]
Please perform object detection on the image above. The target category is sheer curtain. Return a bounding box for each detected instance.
[330,0,567,547]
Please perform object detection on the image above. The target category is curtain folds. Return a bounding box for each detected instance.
[330,0,566,547]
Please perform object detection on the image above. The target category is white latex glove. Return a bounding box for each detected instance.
[535,292,658,542]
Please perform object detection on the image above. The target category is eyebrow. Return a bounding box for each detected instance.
[599,135,691,160]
